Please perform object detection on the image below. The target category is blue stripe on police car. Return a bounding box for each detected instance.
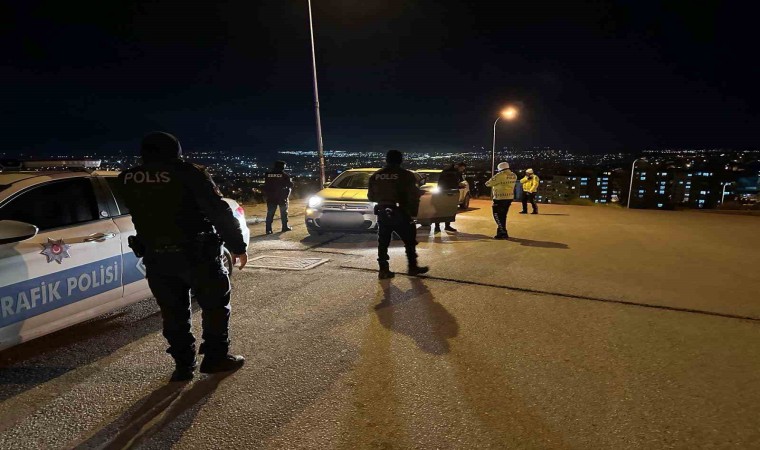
[0,256,121,327]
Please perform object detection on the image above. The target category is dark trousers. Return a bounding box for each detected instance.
[266,199,289,231]
[145,253,231,364]
[377,207,418,270]
[522,192,538,213]
[492,199,512,236]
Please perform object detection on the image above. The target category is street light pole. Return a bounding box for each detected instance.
[491,107,518,177]
[627,158,646,209]
[721,182,731,204]
[307,0,326,185]
[491,116,501,177]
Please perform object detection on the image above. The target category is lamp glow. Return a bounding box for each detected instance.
[502,107,518,120]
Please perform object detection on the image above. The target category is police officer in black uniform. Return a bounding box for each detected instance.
[263,160,294,234]
[119,132,248,381]
[367,150,429,280]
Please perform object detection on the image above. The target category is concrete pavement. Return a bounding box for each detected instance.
[1,200,759,449]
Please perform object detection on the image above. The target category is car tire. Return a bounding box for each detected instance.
[460,194,470,210]
[222,247,234,274]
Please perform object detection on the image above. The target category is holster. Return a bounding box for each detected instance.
[194,232,223,260]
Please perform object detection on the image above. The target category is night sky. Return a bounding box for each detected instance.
[2,1,757,156]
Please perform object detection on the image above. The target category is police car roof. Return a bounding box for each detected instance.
[416,169,442,173]
[344,168,382,172]
[0,170,117,186]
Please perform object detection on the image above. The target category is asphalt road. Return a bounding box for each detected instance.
[1,200,759,449]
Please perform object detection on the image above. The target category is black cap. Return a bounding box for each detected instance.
[274,160,286,170]
[386,150,403,165]
[141,132,182,162]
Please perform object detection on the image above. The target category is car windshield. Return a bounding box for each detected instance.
[419,172,440,183]
[330,171,372,189]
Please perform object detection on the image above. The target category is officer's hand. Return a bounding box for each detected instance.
[233,253,248,270]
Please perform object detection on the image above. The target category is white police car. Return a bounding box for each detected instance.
[0,168,249,350]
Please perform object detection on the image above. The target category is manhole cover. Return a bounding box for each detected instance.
[246,255,329,271]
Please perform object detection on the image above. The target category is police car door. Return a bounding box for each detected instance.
[100,176,151,301]
[0,177,123,349]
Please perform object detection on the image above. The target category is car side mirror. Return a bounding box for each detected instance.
[0,220,39,245]
[323,182,331,188]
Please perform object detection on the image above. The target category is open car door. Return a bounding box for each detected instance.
[415,188,460,225]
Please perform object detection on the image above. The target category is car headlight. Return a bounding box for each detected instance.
[430,186,441,194]
[308,196,324,208]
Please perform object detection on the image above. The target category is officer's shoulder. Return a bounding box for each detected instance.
[176,161,211,177]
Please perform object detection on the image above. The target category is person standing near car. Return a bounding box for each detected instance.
[433,162,467,233]
[263,160,294,234]
[368,150,429,279]
[520,168,540,214]
[485,162,518,239]
[119,132,248,381]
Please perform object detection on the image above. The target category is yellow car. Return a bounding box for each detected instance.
[305,169,380,235]
[305,168,459,235]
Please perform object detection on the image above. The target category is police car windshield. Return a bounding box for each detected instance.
[330,172,372,189]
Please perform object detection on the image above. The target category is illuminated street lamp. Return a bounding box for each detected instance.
[721,182,732,204]
[627,158,647,209]
[307,0,326,185]
[492,107,518,177]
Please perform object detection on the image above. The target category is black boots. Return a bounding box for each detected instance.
[170,356,197,382]
[378,269,396,280]
[408,265,429,276]
[199,354,246,374]
[281,226,293,232]
[378,262,395,280]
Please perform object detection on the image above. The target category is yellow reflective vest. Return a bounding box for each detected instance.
[485,170,518,200]
[520,175,540,193]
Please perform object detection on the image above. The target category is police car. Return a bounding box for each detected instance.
[0,167,249,350]
[305,168,459,235]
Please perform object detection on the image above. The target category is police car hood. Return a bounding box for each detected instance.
[318,188,369,202]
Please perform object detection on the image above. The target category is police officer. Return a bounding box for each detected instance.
[119,132,248,381]
[263,160,294,234]
[485,162,518,239]
[367,150,429,279]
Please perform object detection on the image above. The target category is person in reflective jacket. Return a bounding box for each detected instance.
[119,132,248,381]
[520,168,540,214]
[367,150,429,280]
[485,162,518,239]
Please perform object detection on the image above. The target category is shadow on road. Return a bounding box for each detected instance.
[509,237,569,249]
[374,278,458,355]
[421,231,493,243]
[0,300,189,403]
[532,213,569,216]
[74,371,236,449]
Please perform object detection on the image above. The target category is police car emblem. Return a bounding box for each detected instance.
[341,204,347,210]
[40,238,71,264]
